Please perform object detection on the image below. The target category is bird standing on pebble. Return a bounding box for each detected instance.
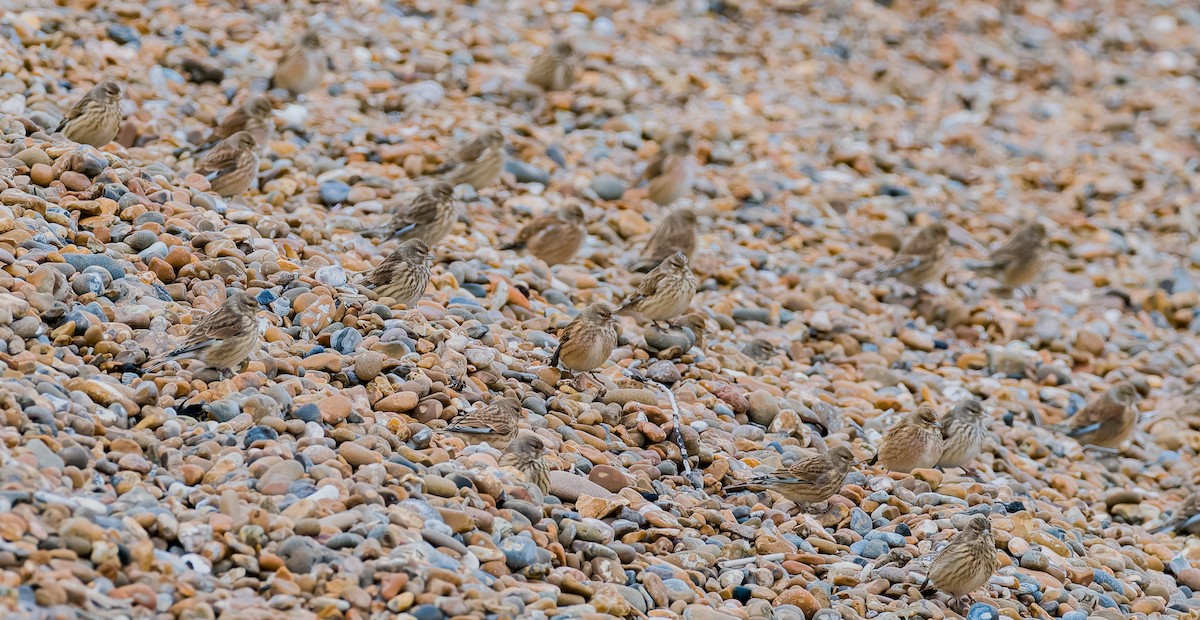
[54,80,123,148]
[723,445,857,509]
[363,239,434,308]
[638,131,693,206]
[526,41,578,92]
[1153,485,1200,535]
[627,208,698,273]
[618,252,697,329]
[502,202,587,265]
[499,432,551,494]
[965,221,1047,290]
[550,303,619,377]
[371,181,459,245]
[195,131,259,198]
[197,95,273,153]
[270,30,327,97]
[436,129,506,190]
[920,514,998,610]
[145,291,261,377]
[1049,381,1140,451]
[938,399,988,469]
[861,222,951,290]
[443,398,524,449]
[877,405,944,473]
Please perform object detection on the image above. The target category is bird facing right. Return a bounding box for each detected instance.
[550,302,619,374]
[723,445,857,506]
[197,95,273,153]
[526,41,578,92]
[55,80,123,148]
[436,129,506,190]
[938,399,988,468]
[144,291,261,376]
[1049,381,1140,450]
[921,514,997,603]
[270,30,327,97]
[499,432,551,494]
[195,131,259,198]
[1153,485,1200,535]
[862,222,951,289]
[377,181,459,245]
[877,405,944,473]
[443,398,525,449]
[363,238,434,308]
[502,202,587,265]
[965,221,1047,289]
[618,252,697,328]
[627,208,698,273]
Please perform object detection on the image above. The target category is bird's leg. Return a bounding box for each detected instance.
[1083,445,1122,457]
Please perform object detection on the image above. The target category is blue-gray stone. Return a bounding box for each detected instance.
[293,403,321,423]
[859,539,889,559]
[137,241,169,261]
[966,603,998,620]
[1092,569,1127,595]
[661,578,696,603]
[106,24,139,45]
[325,532,364,550]
[62,254,125,279]
[505,160,550,185]
[864,531,905,547]
[590,174,627,200]
[319,181,351,206]
[1061,612,1087,620]
[244,426,278,447]
[499,535,539,570]
[204,400,240,422]
[410,605,445,620]
[331,327,363,354]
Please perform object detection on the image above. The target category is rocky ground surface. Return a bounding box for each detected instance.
[2,0,1200,618]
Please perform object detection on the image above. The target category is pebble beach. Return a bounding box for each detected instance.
[2,0,1200,618]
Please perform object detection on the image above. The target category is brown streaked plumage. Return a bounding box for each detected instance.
[921,514,997,601]
[55,81,123,148]
[1152,485,1200,535]
[436,129,506,190]
[618,252,697,328]
[444,398,524,448]
[502,202,586,265]
[877,406,944,473]
[966,221,1047,288]
[499,432,551,494]
[373,181,459,245]
[364,239,433,308]
[197,95,273,152]
[550,303,619,373]
[526,41,578,92]
[270,30,327,97]
[627,208,698,273]
[195,131,259,198]
[145,292,260,375]
[638,131,693,206]
[938,399,987,468]
[1049,382,1140,450]
[862,222,950,288]
[724,445,856,506]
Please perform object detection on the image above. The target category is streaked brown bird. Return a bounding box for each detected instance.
[1048,381,1140,450]
[861,222,951,289]
[638,131,693,206]
[195,131,259,198]
[938,399,988,469]
[444,397,524,449]
[627,208,698,273]
[499,432,551,494]
[197,95,273,152]
[270,30,327,97]
[1152,485,1200,535]
[965,221,1047,289]
[502,202,586,265]
[371,181,459,245]
[550,302,619,374]
[920,514,997,606]
[436,129,506,190]
[724,445,857,506]
[877,406,944,473]
[618,252,697,328]
[526,41,578,92]
[54,80,123,148]
[144,291,261,376]
[363,239,433,307]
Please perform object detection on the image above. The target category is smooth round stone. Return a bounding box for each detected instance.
[590,174,627,200]
[498,535,539,570]
[319,181,350,206]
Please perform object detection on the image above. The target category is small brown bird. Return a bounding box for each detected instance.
[627,208,698,273]
[920,514,997,606]
[54,80,123,148]
[363,239,433,307]
[436,129,506,190]
[618,252,697,328]
[550,302,619,374]
[526,41,578,92]
[145,291,261,376]
[502,202,586,265]
[499,432,551,494]
[444,398,524,449]
[374,181,459,245]
[938,399,988,469]
[270,30,327,97]
[195,131,259,198]
[1049,381,1140,450]
[965,221,1047,289]
[197,95,273,152]
[1152,485,1200,535]
[724,445,856,506]
[877,406,944,473]
[862,222,951,289]
[637,131,693,206]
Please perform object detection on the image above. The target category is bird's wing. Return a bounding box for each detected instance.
[197,147,244,180]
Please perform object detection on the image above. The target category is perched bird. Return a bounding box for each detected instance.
[54,80,123,148]
[436,129,506,190]
[371,181,459,245]
[196,95,273,152]
[920,514,997,605]
[724,445,857,506]
[637,131,693,206]
[627,208,698,273]
[195,131,259,198]
[144,292,261,376]
[363,239,433,307]
[270,30,327,97]
[861,222,951,289]
[965,221,1047,289]
[526,41,578,91]
[1152,486,1200,535]
[502,202,586,265]
[444,398,524,449]
[550,302,619,374]
[877,406,944,473]
[499,432,551,494]
[938,399,988,469]
[1048,381,1140,450]
[618,252,697,328]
